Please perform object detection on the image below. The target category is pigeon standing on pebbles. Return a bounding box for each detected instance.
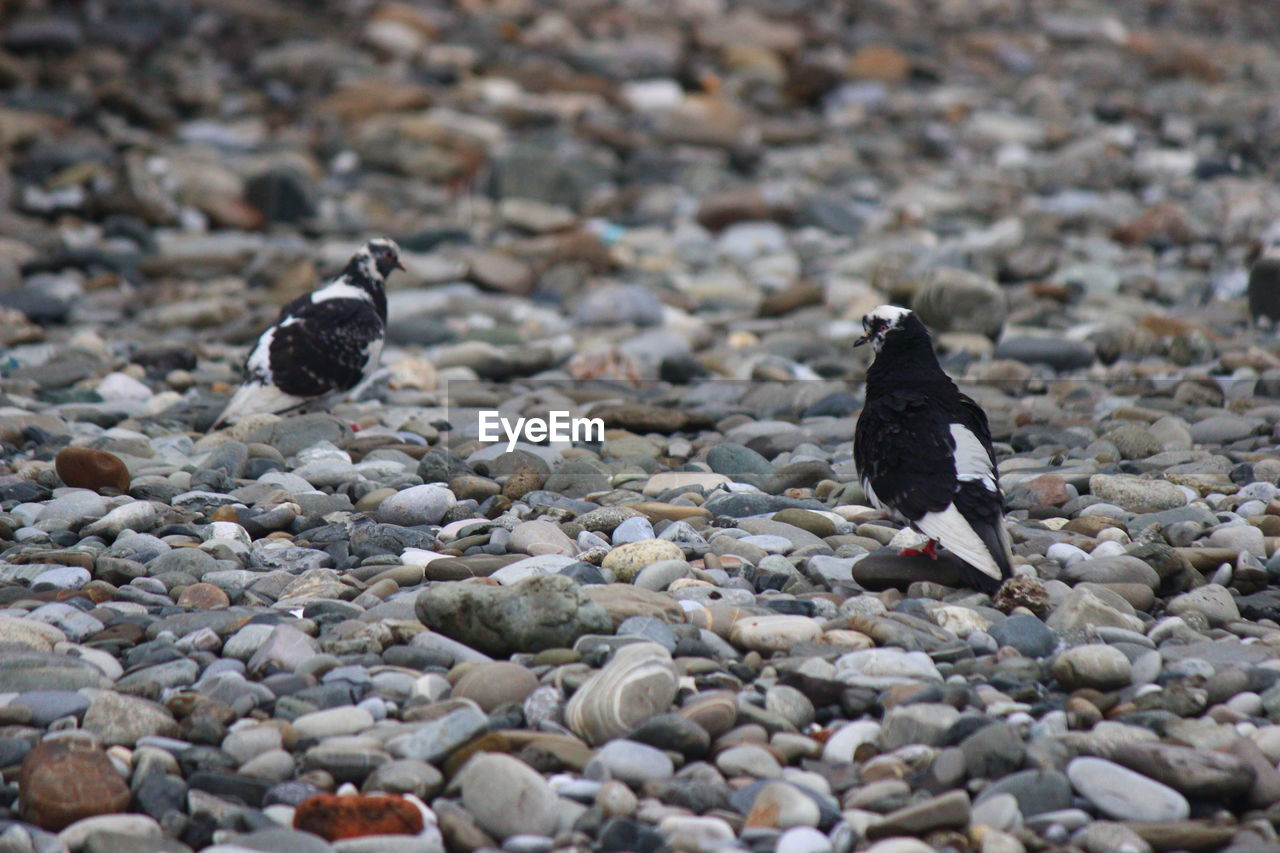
[852,305,1013,593]
[213,238,403,427]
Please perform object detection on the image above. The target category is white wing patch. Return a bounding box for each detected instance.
[311,281,373,304]
[950,423,996,491]
[915,504,1003,582]
[214,381,307,427]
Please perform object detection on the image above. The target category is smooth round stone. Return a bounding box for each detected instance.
[362,759,443,800]
[1051,644,1132,690]
[1073,821,1153,853]
[739,534,794,554]
[715,744,783,779]
[452,662,538,712]
[291,707,375,740]
[617,616,677,652]
[31,565,90,591]
[988,614,1057,658]
[14,690,91,726]
[386,705,487,764]
[627,713,711,759]
[240,750,296,782]
[18,738,131,831]
[1047,542,1088,567]
[678,692,738,739]
[37,491,108,526]
[970,791,1021,831]
[745,780,821,828]
[764,686,815,729]
[1207,523,1266,556]
[223,726,284,764]
[56,814,162,850]
[707,443,775,479]
[1045,586,1144,633]
[82,692,180,746]
[772,509,837,538]
[1066,757,1190,822]
[1166,584,1241,627]
[729,615,822,653]
[601,539,686,582]
[376,484,455,525]
[177,582,231,609]
[416,574,611,657]
[55,447,130,493]
[776,826,833,853]
[976,768,1073,818]
[612,516,656,545]
[633,559,693,591]
[509,520,577,557]
[865,839,934,853]
[588,739,675,785]
[595,779,639,818]
[566,643,679,746]
[881,703,960,749]
[458,753,557,840]
[1088,475,1187,513]
[1059,556,1159,589]
[821,720,881,764]
[659,815,736,851]
[834,649,942,687]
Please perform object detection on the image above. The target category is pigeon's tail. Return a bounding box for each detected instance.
[962,518,1013,594]
[213,381,306,428]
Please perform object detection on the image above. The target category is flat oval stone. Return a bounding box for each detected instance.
[1067,756,1190,822]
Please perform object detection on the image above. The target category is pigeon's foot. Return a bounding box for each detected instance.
[900,540,939,560]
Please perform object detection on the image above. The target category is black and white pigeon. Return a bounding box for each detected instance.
[852,305,1013,593]
[213,238,403,427]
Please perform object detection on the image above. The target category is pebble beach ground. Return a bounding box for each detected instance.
[5,1,1280,852]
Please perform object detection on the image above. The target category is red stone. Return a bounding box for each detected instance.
[177,582,231,609]
[1023,473,1071,507]
[55,447,130,493]
[294,794,424,841]
[19,738,131,831]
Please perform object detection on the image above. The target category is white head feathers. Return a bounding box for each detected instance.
[856,304,914,352]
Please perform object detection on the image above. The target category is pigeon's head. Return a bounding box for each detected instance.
[855,304,917,353]
[364,238,405,278]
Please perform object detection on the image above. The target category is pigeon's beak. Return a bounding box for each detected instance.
[395,260,406,271]
[853,333,871,348]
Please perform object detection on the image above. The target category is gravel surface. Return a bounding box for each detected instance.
[4,1,1280,853]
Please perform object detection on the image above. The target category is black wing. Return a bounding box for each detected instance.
[853,388,958,521]
[268,298,383,397]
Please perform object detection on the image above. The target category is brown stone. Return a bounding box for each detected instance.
[1022,473,1071,507]
[293,794,424,841]
[1063,515,1125,536]
[583,584,687,629]
[465,250,533,295]
[19,738,131,831]
[630,502,713,523]
[1112,202,1198,247]
[759,282,825,318]
[848,44,912,82]
[55,446,130,493]
[592,404,704,435]
[502,464,544,501]
[176,582,231,609]
[696,189,771,231]
[452,661,539,712]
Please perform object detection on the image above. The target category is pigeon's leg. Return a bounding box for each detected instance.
[900,540,939,559]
